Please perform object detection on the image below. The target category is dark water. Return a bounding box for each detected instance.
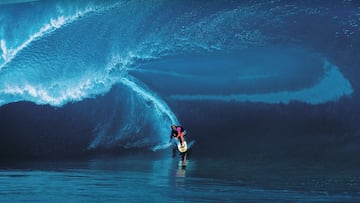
[1,153,360,202]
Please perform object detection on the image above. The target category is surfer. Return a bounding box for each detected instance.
[170,124,186,145]
[169,124,187,161]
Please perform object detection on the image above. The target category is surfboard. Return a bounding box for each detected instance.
[177,141,187,153]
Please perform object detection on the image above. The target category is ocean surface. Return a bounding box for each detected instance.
[0,0,359,202]
[1,154,360,202]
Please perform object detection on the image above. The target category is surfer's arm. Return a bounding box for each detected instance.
[180,132,185,144]
[169,132,177,143]
[169,134,173,143]
[176,130,185,144]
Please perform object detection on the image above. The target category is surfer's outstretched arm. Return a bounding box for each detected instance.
[169,134,173,143]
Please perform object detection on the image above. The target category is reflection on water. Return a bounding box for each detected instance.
[176,167,186,178]
[1,156,360,202]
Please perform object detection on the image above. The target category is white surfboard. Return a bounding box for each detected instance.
[177,141,187,153]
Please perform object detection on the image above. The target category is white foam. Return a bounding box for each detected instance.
[120,77,178,124]
[1,77,112,106]
[0,39,7,61]
[50,16,65,28]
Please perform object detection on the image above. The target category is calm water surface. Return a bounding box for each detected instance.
[1,154,360,202]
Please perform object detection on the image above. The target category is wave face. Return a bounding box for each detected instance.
[0,0,359,159]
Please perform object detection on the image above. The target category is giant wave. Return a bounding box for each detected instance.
[0,0,358,158]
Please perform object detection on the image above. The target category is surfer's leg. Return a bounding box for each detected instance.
[172,145,177,158]
[181,152,187,162]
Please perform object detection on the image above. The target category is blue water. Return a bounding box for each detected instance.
[0,0,359,201]
[1,155,360,202]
